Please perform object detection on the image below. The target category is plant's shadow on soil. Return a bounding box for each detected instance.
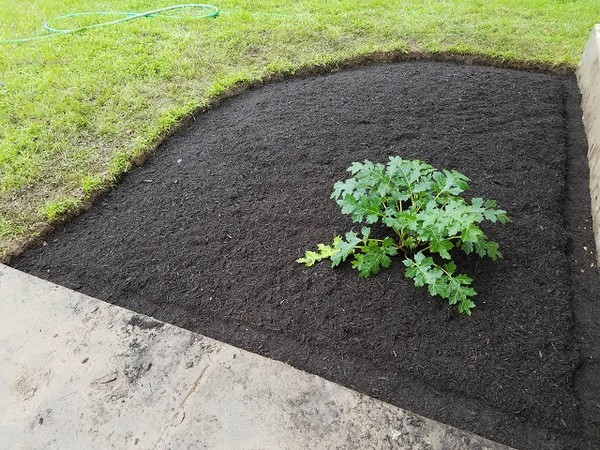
[13,61,600,449]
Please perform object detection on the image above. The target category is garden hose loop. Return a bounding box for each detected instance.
[2,4,219,44]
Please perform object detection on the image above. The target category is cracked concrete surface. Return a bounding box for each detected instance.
[0,264,511,449]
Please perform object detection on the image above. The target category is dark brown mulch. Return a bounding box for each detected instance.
[13,61,600,449]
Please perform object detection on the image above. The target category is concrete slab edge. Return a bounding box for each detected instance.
[0,264,511,449]
[577,24,600,265]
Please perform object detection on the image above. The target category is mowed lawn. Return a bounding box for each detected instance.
[0,0,597,261]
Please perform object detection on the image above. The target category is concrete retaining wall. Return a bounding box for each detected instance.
[578,24,600,264]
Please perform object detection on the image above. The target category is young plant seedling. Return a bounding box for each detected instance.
[297,156,510,315]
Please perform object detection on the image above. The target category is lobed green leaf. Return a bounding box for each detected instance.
[404,252,477,315]
[331,231,363,266]
[352,237,398,278]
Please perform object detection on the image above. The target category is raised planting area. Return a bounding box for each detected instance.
[12,61,600,449]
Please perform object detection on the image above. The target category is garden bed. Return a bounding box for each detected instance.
[13,61,600,449]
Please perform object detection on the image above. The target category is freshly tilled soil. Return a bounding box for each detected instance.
[13,61,600,449]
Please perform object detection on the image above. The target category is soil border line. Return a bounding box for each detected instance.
[0,263,513,449]
[1,50,578,264]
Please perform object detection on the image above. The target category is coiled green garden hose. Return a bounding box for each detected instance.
[2,4,219,44]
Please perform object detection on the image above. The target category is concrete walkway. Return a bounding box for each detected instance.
[0,264,510,449]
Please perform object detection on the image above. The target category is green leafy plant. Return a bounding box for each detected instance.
[297,156,509,315]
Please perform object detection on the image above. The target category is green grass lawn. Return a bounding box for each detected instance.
[0,0,597,261]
